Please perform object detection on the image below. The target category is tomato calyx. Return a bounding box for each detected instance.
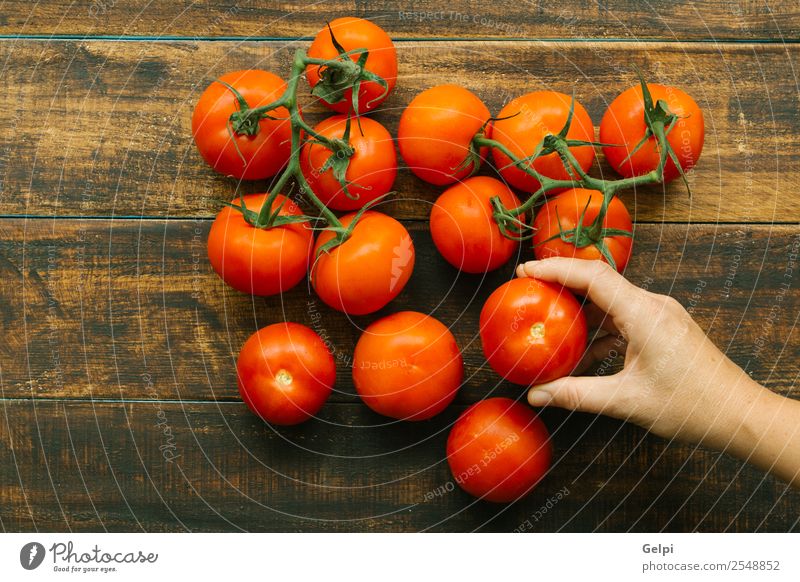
[313,192,391,258]
[305,114,360,201]
[218,195,317,230]
[621,67,693,195]
[309,23,390,114]
[533,193,633,271]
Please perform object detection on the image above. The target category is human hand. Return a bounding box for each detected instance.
[515,257,770,452]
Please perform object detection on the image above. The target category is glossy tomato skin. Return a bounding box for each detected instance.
[237,323,335,425]
[353,311,463,420]
[191,70,292,180]
[430,176,523,273]
[306,17,397,114]
[480,278,587,385]
[447,397,552,502]
[533,188,633,273]
[300,115,397,211]
[491,91,595,193]
[207,194,313,296]
[397,85,492,186]
[312,211,415,315]
[599,83,704,182]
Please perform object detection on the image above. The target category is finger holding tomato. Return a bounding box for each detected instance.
[237,323,336,426]
[480,278,587,386]
[300,115,397,211]
[207,194,313,296]
[311,211,415,315]
[447,398,552,503]
[192,70,292,180]
[599,83,704,182]
[532,188,634,273]
[306,17,397,114]
[397,85,492,186]
[353,311,463,421]
[491,91,595,193]
[430,176,523,274]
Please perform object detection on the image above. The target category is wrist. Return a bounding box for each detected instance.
[705,369,774,457]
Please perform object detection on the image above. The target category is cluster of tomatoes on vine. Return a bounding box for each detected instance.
[191,17,705,504]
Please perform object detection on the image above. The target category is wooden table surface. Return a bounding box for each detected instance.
[1,1,798,532]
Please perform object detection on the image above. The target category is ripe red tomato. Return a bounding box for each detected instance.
[306,17,397,114]
[599,83,704,183]
[447,398,552,502]
[532,188,633,272]
[397,85,492,186]
[207,194,313,296]
[480,278,587,385]
[300,115,397,211]
[237,323,335,425]
[491,91,595,193]
[353,311,463,420]
[311,211,415,315]
[191,70,292,180]
[430,176,523,273]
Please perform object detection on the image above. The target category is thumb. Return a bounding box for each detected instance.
[528,375,619,415]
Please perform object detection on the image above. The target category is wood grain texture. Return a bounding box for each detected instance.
[0,40,797,222]
[0,1,797,41]
[1,400,798,532]
[1,219,797,402]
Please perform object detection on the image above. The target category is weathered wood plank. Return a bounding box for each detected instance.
[1,219,797,402]
[0,1,797,41]
[1,400,797,532]
[0,40,797,222]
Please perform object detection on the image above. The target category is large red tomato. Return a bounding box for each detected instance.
[480,278,587,385]
[397,85,492,185]
[491,91,595,193]
[353,311,463,420]
[306,17,397,114]
[207,194,313,296]
[447,397,552,502]
[532,188,634,272]
[192,70,291,180]
[311,212,415,315]
[599,83,704,183]
[300,115,397,211]
[237,323,335,426]
[430,176,523,273]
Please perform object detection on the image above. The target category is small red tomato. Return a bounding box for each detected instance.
[491,91,595,193]
[430,176,523,273]
[353,311,463,421]
[532,188,634,273]
[207,194,313,296]
[480,278,587,385]
[600,83,704,183]
[237,323,335,426]
[300,115,397,211]
[447,397,552,503]
[311,211,415,315]
[306,17,397,114]
[397,85,492,186]
[191,70,292,180]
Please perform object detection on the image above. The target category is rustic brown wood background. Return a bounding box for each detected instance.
[1,1,798,532]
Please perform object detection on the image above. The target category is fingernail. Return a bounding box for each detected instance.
[515,264,526,277]
[528,389,551,407]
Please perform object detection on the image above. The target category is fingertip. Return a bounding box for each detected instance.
[517,260,538,278]
[527,388,551,407]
